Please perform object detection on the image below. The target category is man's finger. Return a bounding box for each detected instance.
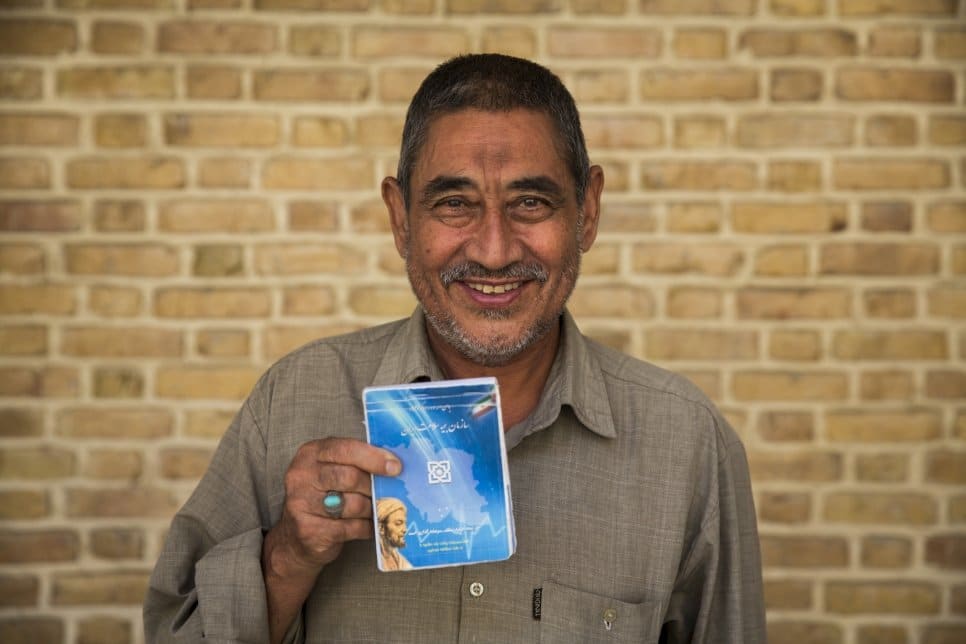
[314,437,401,477]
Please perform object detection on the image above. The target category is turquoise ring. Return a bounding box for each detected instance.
[322,490,344,518]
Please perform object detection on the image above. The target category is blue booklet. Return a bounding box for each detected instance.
[363,377,516,572]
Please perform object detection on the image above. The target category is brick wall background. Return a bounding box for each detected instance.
[1,0,964,642]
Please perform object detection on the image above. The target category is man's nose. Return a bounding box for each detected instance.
[466,204,523,269]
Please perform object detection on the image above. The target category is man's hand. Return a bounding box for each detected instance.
[262,437,401,643]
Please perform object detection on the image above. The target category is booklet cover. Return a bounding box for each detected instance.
[363,377,516,572]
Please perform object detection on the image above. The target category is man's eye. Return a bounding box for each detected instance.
[510,197,554,222]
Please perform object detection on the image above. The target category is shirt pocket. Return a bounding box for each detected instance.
[538,580,664,644]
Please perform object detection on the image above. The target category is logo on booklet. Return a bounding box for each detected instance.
[427,460,452,484]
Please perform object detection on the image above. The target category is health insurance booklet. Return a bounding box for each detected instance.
[363,377,516,572]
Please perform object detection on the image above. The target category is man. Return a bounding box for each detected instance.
[375,498,412,571]
[144,54,765,643]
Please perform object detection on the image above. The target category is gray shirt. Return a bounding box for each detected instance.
[144,309,765,643]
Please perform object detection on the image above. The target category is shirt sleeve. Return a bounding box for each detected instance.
[143,389,304,643]
[662,412,766,644]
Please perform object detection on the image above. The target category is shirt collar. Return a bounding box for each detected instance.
[370,308,616,440]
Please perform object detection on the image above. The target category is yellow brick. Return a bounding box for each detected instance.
[93,367,144,398]
[868,25,921,57]
[770,68,823,102]
[583,114,663,149]
[738,113,854,148]
[155,366,260,400]
[633,243,743,276]
[0,366,79,398]
[666,202,721,233]
[51,571,149,606]
[186,65,242,100]
[833,330,947,360]
[926,200,966,232]
[761,535,848,568]
[62,327,183,357]
[856,625,906,644]
[758,492,811,524]
[447,0,561,12]
[548,27,661,58]
[0,325,46,356]
[154,288,271,318]
[377,66,432,103]
[84,450,143,480]
[0,284,75,315]
[253,69,368,102]
[836,67,954,103]
[354,113,403,147]
[767,622,842,644]
[198,157,252,188]
[159,20,277,54]
[839,0,955,15]
[641,161,757,190]
[640,68,758,101]
[0,619,63,644]
[160,447,214,479]
[262,325,361,361]
[57,408,172,439]
[164,113,279,147]
[94,200,145,232]
[825,581,940,614]
[639,0,753,13]
[740,28,857,57]
[757,410,814,442]
[94,113,147,148]
[646,328,757,360]
[856,455,909,483]
[197,329,250,357]
[66,157,185,189]
[926,370,966,399]
[282,285,337,316]
[0,530,77,563]
[0,113,79,146]
[57,66,174,99]
[733,371,847,401]
[569,69,629,103]
[864,289,916,318]
[755,245,808,277]
[289,201,339,231]
[935,26,966,59]
[860,370,914,400]
[480,26,537,58]
[0,447,75,480]
[292,116,348,147]
[347,285,419,317]
[928,286,966,318]
[769,0,825,15]
[734,201,846,233]
[0,490,48,519]
[0,68,42,103]
[738,288,850,319]
[65,244,179,277]
[193,244,244,277]
[748,449,843,481]
[349,200,392,233]
[861,201,912,232]
[568,284,655,318]
[381,0,434,11]
[0,19,76,56]
[353,27,469,59]
[255,243,367,276]
[78,616,133,643]
[767,160,822,192]
[88,285,142,317]
[60,0,175,7]
[159,199,274,232]
[262,156,375,190]
[667,287,721,318]
[0,158,49,189]
[925,449,966,484]
[769,329,821,361]
[929,115,966,145]
[673,28,727,59]
[184,409,236,439]
[821,242,940,275]
[865,114,917,146]
[289,25,341,57]
[0,243,44,274]
[826,409,941,442]
[91,21,144,55]
[252,0,370,8]
[673,116,726,149]
[824,493,937,525]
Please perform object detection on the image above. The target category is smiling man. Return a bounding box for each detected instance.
[144,54,765,644]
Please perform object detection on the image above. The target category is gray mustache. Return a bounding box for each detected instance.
[439,262,548,286]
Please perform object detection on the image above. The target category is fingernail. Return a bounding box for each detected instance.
[385,459,401,476]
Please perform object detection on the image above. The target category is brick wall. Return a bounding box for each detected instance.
[1,1,964,642]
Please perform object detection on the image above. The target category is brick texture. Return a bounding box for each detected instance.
[0,3,963,641]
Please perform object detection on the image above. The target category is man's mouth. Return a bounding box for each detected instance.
[466,281,522,295]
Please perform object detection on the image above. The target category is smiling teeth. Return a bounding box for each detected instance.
[468,282,521,294]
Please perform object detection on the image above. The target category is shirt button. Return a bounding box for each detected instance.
[469,581,485,597]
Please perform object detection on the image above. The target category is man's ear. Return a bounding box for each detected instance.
[579,165,604,253]
[382,176,409,259]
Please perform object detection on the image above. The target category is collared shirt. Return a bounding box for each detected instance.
[144,309,765,643]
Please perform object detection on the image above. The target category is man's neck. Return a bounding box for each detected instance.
[426,320,561,430]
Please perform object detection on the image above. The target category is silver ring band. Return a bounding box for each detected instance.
[322,490,344,518]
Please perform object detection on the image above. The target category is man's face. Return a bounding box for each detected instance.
[382,509,407,548]
[384,109,603,367]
